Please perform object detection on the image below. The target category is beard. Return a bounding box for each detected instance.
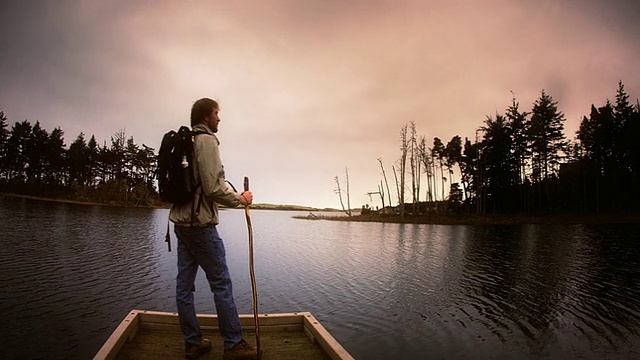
[208,119,219,133]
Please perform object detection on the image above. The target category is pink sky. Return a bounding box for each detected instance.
[1,0,639,208]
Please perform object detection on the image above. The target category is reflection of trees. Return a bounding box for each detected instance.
[457,226,579,353]
[572,225,640,334]
[388,224,466,333]
[458,225,640,356]
[0,113,159,206]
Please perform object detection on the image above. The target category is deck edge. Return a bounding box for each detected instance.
[93,310,141,360]
[94,310,354,360]
[303,313,355,360]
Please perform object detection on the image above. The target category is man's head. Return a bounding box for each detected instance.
[190,98,220,132]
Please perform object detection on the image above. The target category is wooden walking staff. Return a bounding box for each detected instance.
[243,177,261,358]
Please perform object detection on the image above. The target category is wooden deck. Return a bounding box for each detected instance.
[94,310,354,360]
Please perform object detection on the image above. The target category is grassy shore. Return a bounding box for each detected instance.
[4,193,638,224]
[0,192,338,212]
[249,203,339,212]
[294,212,640,225]
[0,192,156,208]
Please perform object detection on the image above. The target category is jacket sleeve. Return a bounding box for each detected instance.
[195,134,241,207]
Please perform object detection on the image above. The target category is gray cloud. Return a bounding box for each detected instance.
[1,0,638,208]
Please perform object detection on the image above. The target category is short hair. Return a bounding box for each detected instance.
[190,98,219,127]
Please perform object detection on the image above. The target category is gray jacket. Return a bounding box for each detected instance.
[169,123,241,226]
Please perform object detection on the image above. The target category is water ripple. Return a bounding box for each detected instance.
[1,200,640,360]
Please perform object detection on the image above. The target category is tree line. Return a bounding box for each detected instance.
[3,81,638,213]
[0,113,159,206]
[365,81,639,216]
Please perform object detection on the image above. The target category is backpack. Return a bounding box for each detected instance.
[157,126,207,206]
[158,126,208,252]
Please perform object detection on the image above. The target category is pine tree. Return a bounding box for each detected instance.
[481,114,517,212]
[431,137,445,202]
[26,121,49,183]
[6,120,32,182]
[528,90,567,181]
[46,127,66,186]
[0,112,9,179]
[68,133,88,186]
[505,94,530,185]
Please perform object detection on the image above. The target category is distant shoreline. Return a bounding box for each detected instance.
[0,192,152,208]
[294,212,640,225]
[4,193,638,225]
[0,192,337,212]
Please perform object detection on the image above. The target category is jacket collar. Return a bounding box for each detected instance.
[192,123,212,134]
[192,123,220,144]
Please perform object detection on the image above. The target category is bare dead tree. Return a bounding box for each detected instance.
[377,158,392,211]
[410,121,420,214]
[334,176,345,213]
[398,124,408,218]
[366,181,385,211]
[334,168,352,216]
[345,167,351,215]
[426,145,440,213]
[379,181,385,210]
[392,165,400,212]
[419,136,433,206]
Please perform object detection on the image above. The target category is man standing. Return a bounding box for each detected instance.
[169,98,257,360]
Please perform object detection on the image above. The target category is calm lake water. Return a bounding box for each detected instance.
[1,196,639,360]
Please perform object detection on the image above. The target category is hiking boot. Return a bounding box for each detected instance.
[185,338,212,359]
[223,339,259,360]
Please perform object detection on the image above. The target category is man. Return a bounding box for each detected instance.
[169,98,257,360]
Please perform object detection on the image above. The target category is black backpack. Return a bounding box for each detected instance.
[158,126,209,252]
[157,126,207,206]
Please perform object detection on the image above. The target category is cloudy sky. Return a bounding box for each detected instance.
[1,0,639,209]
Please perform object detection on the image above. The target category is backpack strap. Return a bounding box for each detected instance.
[226,180,238,192]
[189,130,211,226]
[165,216,172,252]
[191,191,204,224]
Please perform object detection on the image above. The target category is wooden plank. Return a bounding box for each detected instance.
[199,312,307,327]
[93,310,141,360]
[303,313,354,360]
[115,326,332,360]
[136,310,307,328]
[142,322,302,333]
[137,311,179,326]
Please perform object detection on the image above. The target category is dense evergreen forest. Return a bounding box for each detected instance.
[0,114,159,206]
[1,81,639,215]
[380,81,640,217]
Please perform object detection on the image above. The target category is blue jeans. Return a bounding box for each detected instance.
[174,225,243,349]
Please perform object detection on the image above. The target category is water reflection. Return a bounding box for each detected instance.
[456,225,640,359]
[1,197,639,360]
[0,198,165,359]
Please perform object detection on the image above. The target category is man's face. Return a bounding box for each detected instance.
[206,107,220,133]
